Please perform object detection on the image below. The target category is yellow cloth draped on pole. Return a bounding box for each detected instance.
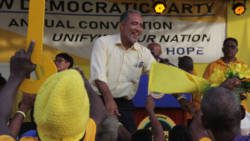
[149,62,210,94]
[19,0,57,94]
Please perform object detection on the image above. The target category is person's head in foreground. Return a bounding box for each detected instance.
[34,69,89,141]
[54,53,74,72]
[201,87,241,141]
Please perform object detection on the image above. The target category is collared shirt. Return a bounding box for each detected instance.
[90,34,155,99]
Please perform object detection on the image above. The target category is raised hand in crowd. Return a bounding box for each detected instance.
[145,95,155,113]
[18,93,36,113]
[9,93,36,137]
[220,77,241,90]
[0,41,35,136]
[220,77,248,100]
[146,95,164,141]
[10,41,35,78]
[118,95,165,141]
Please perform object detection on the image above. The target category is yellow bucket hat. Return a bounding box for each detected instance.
[34,69,90,141]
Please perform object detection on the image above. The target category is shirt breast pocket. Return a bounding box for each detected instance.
[128,62,143,83]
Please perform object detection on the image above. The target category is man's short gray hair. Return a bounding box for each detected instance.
[201,87,241,131]
[120,10,142,23]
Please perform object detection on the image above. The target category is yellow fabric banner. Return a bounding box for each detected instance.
[149,62,210,94]
[19,0,57,94]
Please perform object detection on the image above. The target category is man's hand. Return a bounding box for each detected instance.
[220,77,241,90]
[19,93,36,112]
[95,79,120,116]
[10,41,36,78]
[105,98,120,116]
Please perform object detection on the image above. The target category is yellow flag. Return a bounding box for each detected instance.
[20,0,57,94]
[149,62,210,94]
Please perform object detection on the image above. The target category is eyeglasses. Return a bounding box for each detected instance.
[54,58,66,63]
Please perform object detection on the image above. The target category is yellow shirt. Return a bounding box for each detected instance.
[203,58,245,81]
[90,34,155,99]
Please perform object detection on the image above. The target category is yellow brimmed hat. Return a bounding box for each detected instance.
[34,69,90,141]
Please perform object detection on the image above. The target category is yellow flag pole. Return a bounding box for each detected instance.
[20,0,57,94]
